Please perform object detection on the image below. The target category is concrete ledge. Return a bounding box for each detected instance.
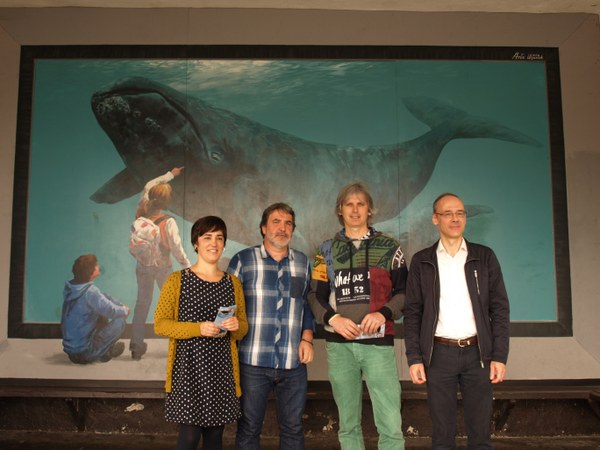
[1,378,599,438]
[589,390,600,420]
[1,378,599,400]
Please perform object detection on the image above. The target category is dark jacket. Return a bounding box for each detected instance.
[404,239,510,367]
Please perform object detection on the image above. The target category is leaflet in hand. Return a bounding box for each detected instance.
[355,323,385,340]
[214,305,236,330]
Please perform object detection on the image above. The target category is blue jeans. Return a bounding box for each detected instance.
[235,363,307,450]
[130,263,171,352]
[68,316,126,363]
[426,342,493,450]
[327,342,404,450]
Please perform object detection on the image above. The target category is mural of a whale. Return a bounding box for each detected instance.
[90,76,541,253]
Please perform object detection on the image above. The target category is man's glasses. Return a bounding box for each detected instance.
[434,210,467,219]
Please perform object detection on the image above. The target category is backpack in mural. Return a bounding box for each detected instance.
[129,215,169,266]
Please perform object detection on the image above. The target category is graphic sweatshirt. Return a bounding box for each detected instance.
[308,227,407,345]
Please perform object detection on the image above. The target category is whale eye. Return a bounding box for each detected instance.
[209,151,224,165]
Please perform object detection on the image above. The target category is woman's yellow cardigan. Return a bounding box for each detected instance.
[154,270,248,396]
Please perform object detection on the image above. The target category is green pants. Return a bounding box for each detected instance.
[327,342,405,450]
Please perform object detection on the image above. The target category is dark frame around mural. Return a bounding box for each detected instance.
[8,45,572,339]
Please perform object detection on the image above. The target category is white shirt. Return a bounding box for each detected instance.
[435,239,477,339]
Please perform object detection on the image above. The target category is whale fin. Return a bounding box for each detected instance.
[465,204,494,217]
[90,167,143,204]
[403,97,542,148]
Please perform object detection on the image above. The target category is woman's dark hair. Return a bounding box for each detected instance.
[191,216,227,251]
[72,254,98,284]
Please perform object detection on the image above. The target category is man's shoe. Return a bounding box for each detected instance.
[109,341,125,358]
[99,341,125,363]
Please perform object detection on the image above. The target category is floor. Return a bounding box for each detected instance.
[1,431,600,450]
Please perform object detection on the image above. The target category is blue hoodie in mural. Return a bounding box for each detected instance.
[61,280,129,354]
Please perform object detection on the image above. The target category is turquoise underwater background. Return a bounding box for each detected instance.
[24,58,554,324]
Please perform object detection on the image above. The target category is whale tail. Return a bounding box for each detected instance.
[403,97,542,148]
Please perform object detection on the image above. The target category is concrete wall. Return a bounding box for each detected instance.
[0,8,599,382]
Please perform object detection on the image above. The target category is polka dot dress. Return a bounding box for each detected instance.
[165,272,241,427]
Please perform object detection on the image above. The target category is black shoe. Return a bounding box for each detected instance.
[131,342,147,361]
[99,341,125,363]
[109,341,125,358]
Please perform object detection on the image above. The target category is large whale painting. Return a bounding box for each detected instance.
[90,76,540,254]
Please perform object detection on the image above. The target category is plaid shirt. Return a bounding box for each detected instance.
[227,244,314,369]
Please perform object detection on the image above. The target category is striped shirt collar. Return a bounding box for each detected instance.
[259,243,295,261]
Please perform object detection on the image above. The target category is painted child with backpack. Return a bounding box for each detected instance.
[129,168,191,360]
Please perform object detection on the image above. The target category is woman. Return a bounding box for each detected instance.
[130,168,190,360]
[154,216,247,450]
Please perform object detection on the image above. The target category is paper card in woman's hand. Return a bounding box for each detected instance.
[214,305,237,330]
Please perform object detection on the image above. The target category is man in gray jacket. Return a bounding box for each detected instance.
[404,192,510,449]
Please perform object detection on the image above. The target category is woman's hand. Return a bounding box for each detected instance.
[200,321,222,337]
[220,317,239,332]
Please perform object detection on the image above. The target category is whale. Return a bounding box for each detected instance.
[90,76,541,254]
